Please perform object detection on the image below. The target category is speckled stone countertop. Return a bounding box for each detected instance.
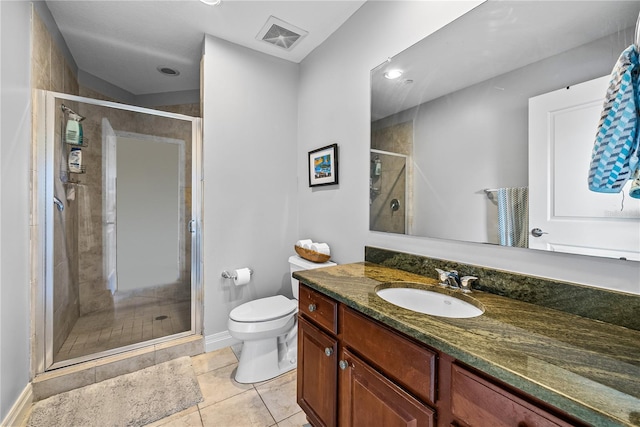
[293,262,640,427]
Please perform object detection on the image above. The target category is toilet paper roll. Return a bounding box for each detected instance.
[310,243,330,255]
[233,268,251,286]
[296,239,313,249]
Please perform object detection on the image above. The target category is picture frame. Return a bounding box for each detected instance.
[308,143,339,187]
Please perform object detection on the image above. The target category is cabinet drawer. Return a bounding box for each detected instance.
[299,284,338,334]
[341,306,437,405]
[451,364,577,427]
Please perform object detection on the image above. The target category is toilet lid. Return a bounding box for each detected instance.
[229,295,297,322]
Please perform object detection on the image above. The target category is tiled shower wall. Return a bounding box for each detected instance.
[31,7,81,356]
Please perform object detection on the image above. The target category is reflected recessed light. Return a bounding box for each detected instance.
[157,66,180,76]
[200,0,221,5]
[384,69,403,79]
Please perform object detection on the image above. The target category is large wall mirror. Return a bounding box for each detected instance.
[370,1,640,261]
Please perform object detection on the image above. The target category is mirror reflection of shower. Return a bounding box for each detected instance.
[39,92,200,370]
[370,120,413,234]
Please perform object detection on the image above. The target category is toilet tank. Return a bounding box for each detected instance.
[289,255,336,300]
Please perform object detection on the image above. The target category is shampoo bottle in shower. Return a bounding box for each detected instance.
[66,120,81,145]
[68,147,83,173]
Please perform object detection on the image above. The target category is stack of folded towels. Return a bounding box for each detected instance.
[296,239,331,256]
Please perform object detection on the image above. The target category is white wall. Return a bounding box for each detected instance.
[0,0,32,421]
[202,35,300,344]
[297,1,640,295]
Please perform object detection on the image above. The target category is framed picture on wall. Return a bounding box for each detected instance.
[308,143,339,187]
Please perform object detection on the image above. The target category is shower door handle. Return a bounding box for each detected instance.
[188,220,196,233]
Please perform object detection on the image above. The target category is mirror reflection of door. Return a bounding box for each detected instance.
[529,76,640,260]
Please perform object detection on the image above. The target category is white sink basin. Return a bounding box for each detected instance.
[376,286,484,318]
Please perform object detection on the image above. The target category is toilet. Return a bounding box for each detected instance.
[228,255,336,383]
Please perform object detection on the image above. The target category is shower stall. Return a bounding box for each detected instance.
[34,91,202,373]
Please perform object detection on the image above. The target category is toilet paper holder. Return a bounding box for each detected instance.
[221,268,254,280]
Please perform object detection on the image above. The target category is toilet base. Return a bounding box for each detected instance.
[234,333,297,384]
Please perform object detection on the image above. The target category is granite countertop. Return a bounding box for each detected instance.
[293,262,640,427]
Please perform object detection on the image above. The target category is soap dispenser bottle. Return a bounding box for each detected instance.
[68,147,83,173]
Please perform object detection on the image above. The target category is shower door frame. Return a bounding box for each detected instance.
[33,90,203,374]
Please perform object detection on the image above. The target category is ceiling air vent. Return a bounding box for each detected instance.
[257,16,308,51]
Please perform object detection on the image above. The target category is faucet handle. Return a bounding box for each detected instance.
[435,268,449,287]
[460,276,478,293]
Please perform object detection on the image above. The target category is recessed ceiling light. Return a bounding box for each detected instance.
[200,0,221,5]
[384,69,403,80]
[157,66,180,76]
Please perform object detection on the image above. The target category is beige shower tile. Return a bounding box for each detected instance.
[191,347,237,375]
[95,346,155,382]
[199,389,275,427]
[32,362,96,401]
[50,44,65,93]
[255,370,300,422]
[155,335,203,363]
[196,363,252,409]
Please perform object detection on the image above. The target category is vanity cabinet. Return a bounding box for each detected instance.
[298,285,436,427]
[297,284,584,427]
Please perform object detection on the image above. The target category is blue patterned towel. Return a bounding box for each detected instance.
[588,45,640,193]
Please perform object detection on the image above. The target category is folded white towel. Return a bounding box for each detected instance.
[310,243,330,255]
[296,239,313,249]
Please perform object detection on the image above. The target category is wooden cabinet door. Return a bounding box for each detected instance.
[451,364,578,427]
[339,349,435,427]
[297,316,338,427]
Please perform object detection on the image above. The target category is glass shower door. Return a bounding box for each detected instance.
[37,91,202,371]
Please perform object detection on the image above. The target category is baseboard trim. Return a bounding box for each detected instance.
[204,330,239,353]
[1,383,32,427]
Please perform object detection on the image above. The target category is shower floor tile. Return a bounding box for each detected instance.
[55,299,190,362]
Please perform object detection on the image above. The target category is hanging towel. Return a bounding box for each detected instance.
[497,187,529,248]
[588,45,640,193]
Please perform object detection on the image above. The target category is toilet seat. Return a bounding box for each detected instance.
[229,295,297,323]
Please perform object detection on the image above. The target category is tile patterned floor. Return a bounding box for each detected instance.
[145,346,309,427]
[55,299,190,362]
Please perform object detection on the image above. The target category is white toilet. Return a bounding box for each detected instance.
[228,255,336,383]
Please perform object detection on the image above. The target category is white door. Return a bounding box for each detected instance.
[102,118,117,293]
[529,76,640,260]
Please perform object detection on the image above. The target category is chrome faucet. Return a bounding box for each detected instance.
[435,268,478,293]
[53,196,64,212]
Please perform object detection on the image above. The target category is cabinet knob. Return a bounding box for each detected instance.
[324,347,333,357]
[339,360,349,370]
[308,303,317,312]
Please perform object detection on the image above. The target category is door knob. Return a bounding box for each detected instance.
[339,360,349,370]
[531,228,548,237]
[390,198,400,211]
[324,347,333,357]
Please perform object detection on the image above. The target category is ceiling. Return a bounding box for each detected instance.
[45,0,366,96]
